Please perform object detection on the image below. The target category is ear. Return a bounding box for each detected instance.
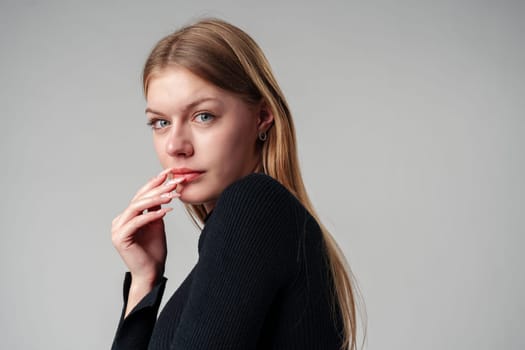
[256,101,274,132]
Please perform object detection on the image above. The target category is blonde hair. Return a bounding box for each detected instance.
[143,18,366,350]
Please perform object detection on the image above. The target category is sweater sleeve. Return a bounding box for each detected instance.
[111,272,167,350]
[171,174,300,350]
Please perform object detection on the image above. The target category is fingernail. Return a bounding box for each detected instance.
[165,177,184,186]
[161,191,181,198]
[158,168,173,177]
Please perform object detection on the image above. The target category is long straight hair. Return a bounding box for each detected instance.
[143,18,366,350]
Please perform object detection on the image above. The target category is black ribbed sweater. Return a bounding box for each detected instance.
[111,173,344,349]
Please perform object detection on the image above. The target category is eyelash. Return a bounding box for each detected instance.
[193,112,215,123]
[146,118,170,130]
[146,112,216,130]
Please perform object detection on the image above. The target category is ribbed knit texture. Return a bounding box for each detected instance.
[111,173,344,349]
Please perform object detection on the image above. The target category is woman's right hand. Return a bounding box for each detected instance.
[111,168,184,315]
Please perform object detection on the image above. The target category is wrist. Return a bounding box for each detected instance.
[129,272,162,293]
[125,276,161,318]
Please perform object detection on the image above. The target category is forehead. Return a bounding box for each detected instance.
[146,67,222,104]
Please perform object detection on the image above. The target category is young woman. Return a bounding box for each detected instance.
[111,18,365,350]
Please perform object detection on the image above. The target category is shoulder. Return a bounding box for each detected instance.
[207,172,305,233]
[222,172,293,200]
[200,173,304,272]
[216,173,299,215]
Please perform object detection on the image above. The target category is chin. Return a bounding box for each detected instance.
[177,189,217,207]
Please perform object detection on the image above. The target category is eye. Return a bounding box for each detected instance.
[147,118,170,130]
[194,112,215,124]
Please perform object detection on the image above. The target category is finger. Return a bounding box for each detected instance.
[131,167,179,201]
[118,192,176,228]
[131,172,169,202]
[138,176,185,201]
[112,207,173,246]
[112,214,121,226]
[116,191,180,228]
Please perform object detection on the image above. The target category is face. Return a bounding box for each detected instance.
[145,66,272,212]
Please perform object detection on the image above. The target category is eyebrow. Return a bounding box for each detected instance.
[145,97,223,116]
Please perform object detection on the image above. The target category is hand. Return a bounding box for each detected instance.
[111,168,184,291]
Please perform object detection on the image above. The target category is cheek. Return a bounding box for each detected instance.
[211,128,256,169]
[153,138,168,165]
[218,125,252,151]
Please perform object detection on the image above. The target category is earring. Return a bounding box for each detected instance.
[258,131,268,141]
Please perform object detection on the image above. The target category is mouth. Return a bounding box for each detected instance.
[170,168,204,182]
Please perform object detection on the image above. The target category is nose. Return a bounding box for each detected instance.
[165,121,194,158]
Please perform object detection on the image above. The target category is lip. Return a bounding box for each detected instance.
[170,168,204,182]
[171,168,203,175]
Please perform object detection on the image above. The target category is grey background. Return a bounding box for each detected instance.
[1,0,523,349]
